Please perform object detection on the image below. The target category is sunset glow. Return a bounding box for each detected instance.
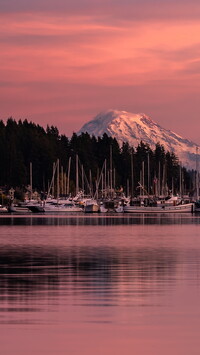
[1,1,200,141]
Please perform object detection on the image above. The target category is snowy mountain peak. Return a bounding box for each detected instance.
[78,109,198,169]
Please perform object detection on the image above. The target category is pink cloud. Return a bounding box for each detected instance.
[0,11,200,142]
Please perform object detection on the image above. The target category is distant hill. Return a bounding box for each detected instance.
[78,109,198,169]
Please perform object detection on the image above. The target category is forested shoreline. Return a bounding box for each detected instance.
[0,118,195,198]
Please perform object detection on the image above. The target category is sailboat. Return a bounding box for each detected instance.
[123,200,194,213]
[123,179,194,213]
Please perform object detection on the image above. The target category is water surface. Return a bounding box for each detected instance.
[0,214,200,355]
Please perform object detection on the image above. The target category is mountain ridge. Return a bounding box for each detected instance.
[78,109,198,170]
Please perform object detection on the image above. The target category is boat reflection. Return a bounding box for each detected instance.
[0,213,200,226]
[0,244,178,306]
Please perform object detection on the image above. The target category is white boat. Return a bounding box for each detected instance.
[43,202,83,213]
[123,202,194,213]
[84,199,100,213]
[12,199,44,213]
[99,204,108,213]
[8,204,31,213]
[28,200,83,213]
[0,205,7,213]
[115,205,124,213]
[156,195,182,206]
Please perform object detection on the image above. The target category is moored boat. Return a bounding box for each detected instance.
[123,202,194,213]
[84,199,100,213]
[43,202,83,213]
[8,203,31,213]
[27,205,45,213]
[194,200,200,213]
[99,203,108,213]
[0,205,8,213]
[28,201,83,213]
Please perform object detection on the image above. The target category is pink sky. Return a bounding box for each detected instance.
[1,1,200,143]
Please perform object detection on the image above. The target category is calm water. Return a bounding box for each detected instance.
[0,213,200,355]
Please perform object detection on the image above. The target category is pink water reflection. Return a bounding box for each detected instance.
[0,218,200,354]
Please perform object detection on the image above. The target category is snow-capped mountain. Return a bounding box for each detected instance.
[78,109,198,170]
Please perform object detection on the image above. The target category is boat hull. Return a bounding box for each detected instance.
[44,206,83,213]
[28,205,45,213]
[0,206,8,213]
[85,204,100,213]
[99,206,108,213]
[124,203,194,213]
[28,204,83,213]
[8,205,31,213]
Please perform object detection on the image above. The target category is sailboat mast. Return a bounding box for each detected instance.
[61,165,63,196]
[179,163,182,197]
[57,158,60,201]
[76,154,79,196]
[93,160,106,200]
[81,165,84,195]
[131,150,134,198]
[142,161,145,197]
[89,169,92,197]
[30,162,32,200]
[196,146,199,200]
[47,161,57,198]
[104,159,107,198]
[147,152,150,195]
[110,145,112,194]
[162,163,165,196]
[158,161,161,196]
[102,172,104,197]
[64,172,66,196]
[107,171,110,194]
[127,178,129,197]
[52,162,55,198]
[67,157,71,196]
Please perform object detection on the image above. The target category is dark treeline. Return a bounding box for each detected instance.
[0,118,195,196]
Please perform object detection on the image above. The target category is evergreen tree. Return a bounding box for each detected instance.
[0,118,194,197]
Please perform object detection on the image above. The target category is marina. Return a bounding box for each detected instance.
[1,1,200,353]
[1,139,199,215]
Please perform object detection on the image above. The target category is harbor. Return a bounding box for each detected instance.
[1,1,200,353]
[1,152,199,214]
